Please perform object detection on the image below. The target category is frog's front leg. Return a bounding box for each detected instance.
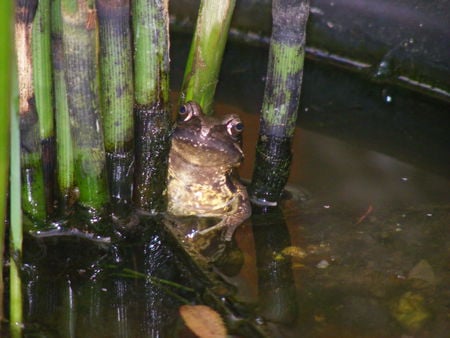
[199,189,251,241]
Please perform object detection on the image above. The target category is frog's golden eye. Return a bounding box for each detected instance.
[227,119,244,138]
[179,104,193,122]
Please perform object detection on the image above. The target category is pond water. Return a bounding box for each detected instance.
[3,36,450,338]
[4,104,448,337]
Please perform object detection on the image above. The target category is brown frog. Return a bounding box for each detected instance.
[167,101,251,241]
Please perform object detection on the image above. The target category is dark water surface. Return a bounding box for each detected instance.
[5,105,448,337]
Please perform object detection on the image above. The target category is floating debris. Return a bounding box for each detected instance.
[179,304,227,338]
[316,259,330,269]
[281,246,307,259]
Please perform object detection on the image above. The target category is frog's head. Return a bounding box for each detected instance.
[171,101,244,167]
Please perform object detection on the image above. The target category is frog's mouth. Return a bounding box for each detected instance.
[171,133,243,167]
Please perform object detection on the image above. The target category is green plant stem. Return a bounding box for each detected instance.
[96,0,134,207]
[132,0,171,212]
[180,0,236,115]
[61,0,109,212]
[33,0,54,140]
[249,0,310,205]
[33,0,56,214]
[15,0,47,227]
[10,74,23,338]
[51,0,74,210]
[133,0,169,106]
[0,0,12,321]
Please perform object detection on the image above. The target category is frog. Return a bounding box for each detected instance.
[167,101,251,241]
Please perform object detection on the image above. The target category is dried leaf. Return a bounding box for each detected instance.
[179,305,227,338]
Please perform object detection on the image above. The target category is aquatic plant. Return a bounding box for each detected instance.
[61,0,109,214]
[180,0,236,115]
[15,0,47,227]
[33,0,56,214]
[51,0,74,212]
[97,0,134,208]
[0,0,12,321]
[250,0,310,205]
[132,0,172,212]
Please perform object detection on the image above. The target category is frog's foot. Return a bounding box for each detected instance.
[197,218,240,241]
[197,219,226,238]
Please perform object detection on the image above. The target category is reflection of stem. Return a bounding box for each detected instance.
[60,278,76,338]
[118,268,193,304]
[121,268,195,293]
[252,205,298,324]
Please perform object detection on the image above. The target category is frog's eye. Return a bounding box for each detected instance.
[179,104,193,122]
[227,119,244,138]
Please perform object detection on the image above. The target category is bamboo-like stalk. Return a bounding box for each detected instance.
[0,0,13,321]
[10,78,23,338]
[96,0,134,208]
[249,0,310,205]
[51,0,74,211]
[132,0,171,212]
[15,0,47,227]
[180,0,236,115]
[32,0,56,214]
[61,0,109,213]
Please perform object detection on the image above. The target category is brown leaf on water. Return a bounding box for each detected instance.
[179,305,227,338]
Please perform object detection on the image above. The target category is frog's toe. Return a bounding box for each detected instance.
[197,220,226,237]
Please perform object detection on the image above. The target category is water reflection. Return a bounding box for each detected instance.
[251,205,298,325]
[21,225,186,338]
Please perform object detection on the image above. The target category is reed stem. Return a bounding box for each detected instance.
[0,0,13,321]
[250,0,310,205]
[180,0,236,115]
[51,0,74,211]
[33,0,56,214]
[10,75,23,338]
[132,0,171,212]
[97,0,134,208]
[61,0,109,213]
[15,0,47,227]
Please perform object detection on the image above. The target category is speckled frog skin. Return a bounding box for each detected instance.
[167,101,251,240]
